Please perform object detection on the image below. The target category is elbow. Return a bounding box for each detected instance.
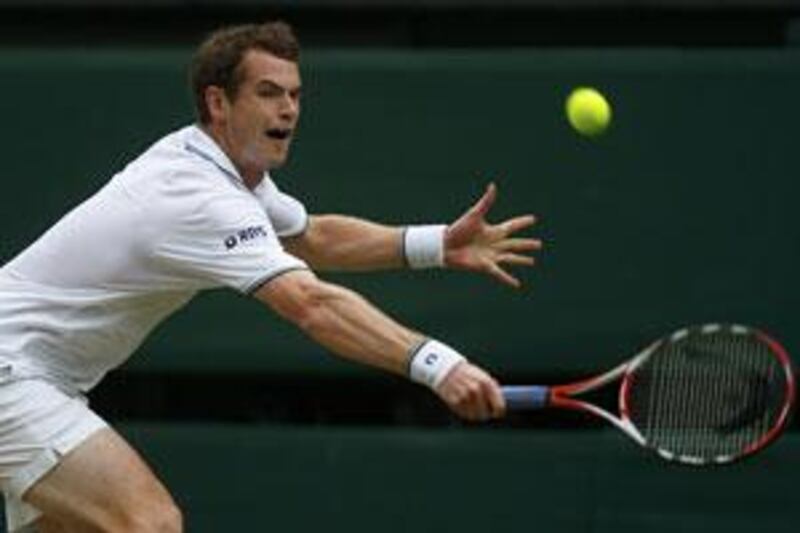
[255,269,351,336]
[294,296,325,335]
[286,278,342,335]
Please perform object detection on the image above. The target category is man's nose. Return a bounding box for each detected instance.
[280,94,299,119]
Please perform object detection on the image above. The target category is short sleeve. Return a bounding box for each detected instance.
[153,188,308,294]
[254,176,309,238]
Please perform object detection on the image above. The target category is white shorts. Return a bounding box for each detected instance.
[0,371,107,532]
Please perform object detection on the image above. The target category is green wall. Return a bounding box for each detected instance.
[120,423,799,533]
[1,47,798,532]
[1,48,797,377]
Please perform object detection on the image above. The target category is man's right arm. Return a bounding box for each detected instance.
[253,269,505,421]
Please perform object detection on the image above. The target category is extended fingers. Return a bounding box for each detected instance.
[497,238,542,253]
[499,214,536,236]
[498,253,535,267]
[487,262,521,289]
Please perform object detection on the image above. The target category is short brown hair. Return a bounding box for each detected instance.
[190,20,300,124]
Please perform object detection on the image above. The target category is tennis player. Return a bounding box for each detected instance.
[0,21,540,532]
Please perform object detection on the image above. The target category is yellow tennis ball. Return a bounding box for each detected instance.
[565,87,612,137]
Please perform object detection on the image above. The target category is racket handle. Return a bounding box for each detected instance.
[502,386,550,411]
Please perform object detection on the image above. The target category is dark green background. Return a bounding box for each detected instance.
[1,48,797,376]
[119,424,800,533]
[1,48,798,531]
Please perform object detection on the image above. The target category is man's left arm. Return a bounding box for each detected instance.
[282,183,542,288]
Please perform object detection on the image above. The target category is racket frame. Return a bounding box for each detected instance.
[502,324,796,465]
[548,343,657,447]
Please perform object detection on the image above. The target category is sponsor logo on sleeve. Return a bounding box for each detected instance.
[224,225,269,250]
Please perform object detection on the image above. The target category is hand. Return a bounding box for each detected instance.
[444,183,541,288]
[435,361,506,421]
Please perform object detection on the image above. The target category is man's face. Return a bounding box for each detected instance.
[217,49,301,176]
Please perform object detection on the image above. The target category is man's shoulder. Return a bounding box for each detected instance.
[114,125,264,222]
[118,125,230,193]
[131,124,203,171]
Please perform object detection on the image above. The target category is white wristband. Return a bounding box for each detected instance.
[403,225,447,269]
[408,339,466,389]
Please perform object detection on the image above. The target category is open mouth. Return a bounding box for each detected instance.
[265,128,292,140]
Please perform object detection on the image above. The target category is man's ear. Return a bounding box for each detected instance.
[205,86,229,123]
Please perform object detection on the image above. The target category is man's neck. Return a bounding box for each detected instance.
[200,123,263,190]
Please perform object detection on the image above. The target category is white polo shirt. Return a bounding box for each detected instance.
[0,125,309,393]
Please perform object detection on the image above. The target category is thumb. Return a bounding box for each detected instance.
[471,182,497,218]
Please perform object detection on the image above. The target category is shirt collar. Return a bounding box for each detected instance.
[184,124,267,188]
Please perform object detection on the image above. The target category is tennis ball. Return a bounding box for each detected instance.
[565,87,612,137]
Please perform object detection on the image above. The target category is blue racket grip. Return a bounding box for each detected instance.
[502,386,550,411]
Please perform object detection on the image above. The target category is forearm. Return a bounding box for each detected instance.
[284,215,405,272]
[305,283,422,375]
[256,270,501,420]
[260,273,422,375]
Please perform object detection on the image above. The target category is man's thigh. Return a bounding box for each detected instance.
[0,378,108,532]
[0,378,179,532]
[23,427,180,532]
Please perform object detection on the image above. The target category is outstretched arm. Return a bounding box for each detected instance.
[282,215,406,272]
[282,183,541,287]
[254,269,505,421]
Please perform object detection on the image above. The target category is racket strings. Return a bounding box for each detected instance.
[626,329,787,461]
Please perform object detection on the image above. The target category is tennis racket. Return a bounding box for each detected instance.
[502,324,795,465]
